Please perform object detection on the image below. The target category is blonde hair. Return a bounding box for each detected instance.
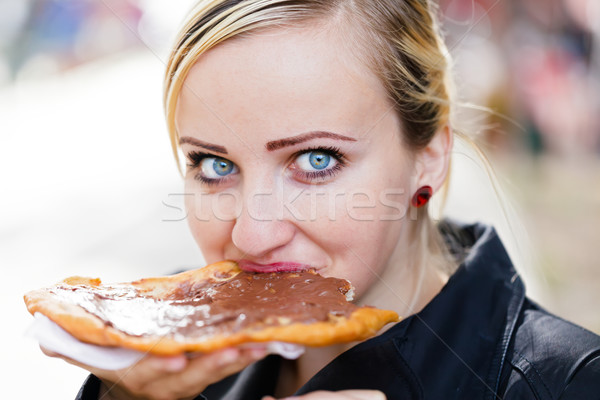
[164,0,459,279]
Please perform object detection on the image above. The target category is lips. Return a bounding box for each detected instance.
[236,260,312,273]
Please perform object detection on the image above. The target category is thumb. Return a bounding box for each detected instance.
[341,390,387,400]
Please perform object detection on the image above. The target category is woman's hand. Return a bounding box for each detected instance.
[41,345,267,400]
[263,390,386,400]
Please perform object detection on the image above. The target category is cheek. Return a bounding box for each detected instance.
[331,152,413,292]
[342,217,405,295]
[291,183,409,295]
[298,211,405,296]
[184,183,237,263]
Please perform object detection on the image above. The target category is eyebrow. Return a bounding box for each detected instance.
[179,136,228,154]
[266,131,357,151]
[179,131,357,155]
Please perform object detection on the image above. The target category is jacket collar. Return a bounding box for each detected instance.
[397,221,526,399]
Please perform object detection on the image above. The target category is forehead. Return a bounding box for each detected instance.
[175,23,396,148]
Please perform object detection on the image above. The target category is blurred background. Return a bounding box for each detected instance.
[1,0,598,398]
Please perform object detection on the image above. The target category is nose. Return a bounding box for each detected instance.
[230,185,296,258]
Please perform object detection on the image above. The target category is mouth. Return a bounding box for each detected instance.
[236,260,313,273]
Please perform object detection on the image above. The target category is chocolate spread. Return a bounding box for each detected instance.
[49,270,358,340]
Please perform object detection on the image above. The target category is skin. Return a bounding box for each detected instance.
[43,20,453,400]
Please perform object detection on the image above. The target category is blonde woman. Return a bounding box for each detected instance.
[46,1,600,399]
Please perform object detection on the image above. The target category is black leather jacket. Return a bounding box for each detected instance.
[77,222,600,400]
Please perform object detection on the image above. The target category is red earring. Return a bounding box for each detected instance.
[411,185,433,208]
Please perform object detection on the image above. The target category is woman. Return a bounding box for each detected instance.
[49,0,600,399]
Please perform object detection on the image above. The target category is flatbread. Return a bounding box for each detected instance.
[24,261,399,355]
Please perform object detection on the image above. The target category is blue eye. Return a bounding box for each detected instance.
[309,152,330,170]
[296,151,337,172]
[212,158,234,176]
[185,151,239,186]
[200,157,238,179]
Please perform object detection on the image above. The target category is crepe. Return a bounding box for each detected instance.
[24,261,399,355]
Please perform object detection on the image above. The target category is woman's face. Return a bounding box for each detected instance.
[176,24,417,299]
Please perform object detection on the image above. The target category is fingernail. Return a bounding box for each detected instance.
[161,356,187,372]
[249,347,267,360]
[355,391,386,400]
[217,348,239,366]
[263,397,293,400]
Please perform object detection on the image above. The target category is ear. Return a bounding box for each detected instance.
[413,125,453,194]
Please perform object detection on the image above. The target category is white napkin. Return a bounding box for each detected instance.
[27,313,146,370]
[26,313,305,370]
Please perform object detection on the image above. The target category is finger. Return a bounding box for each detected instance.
[143,354,188,373]
[342,390,387,400]
[40,345,59,358]
[159,348,251,390]
[143,347,267,399]
[184,346,266,382]
[284,390,387,400]
[138,350,241,399]
[104,354,188,395]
